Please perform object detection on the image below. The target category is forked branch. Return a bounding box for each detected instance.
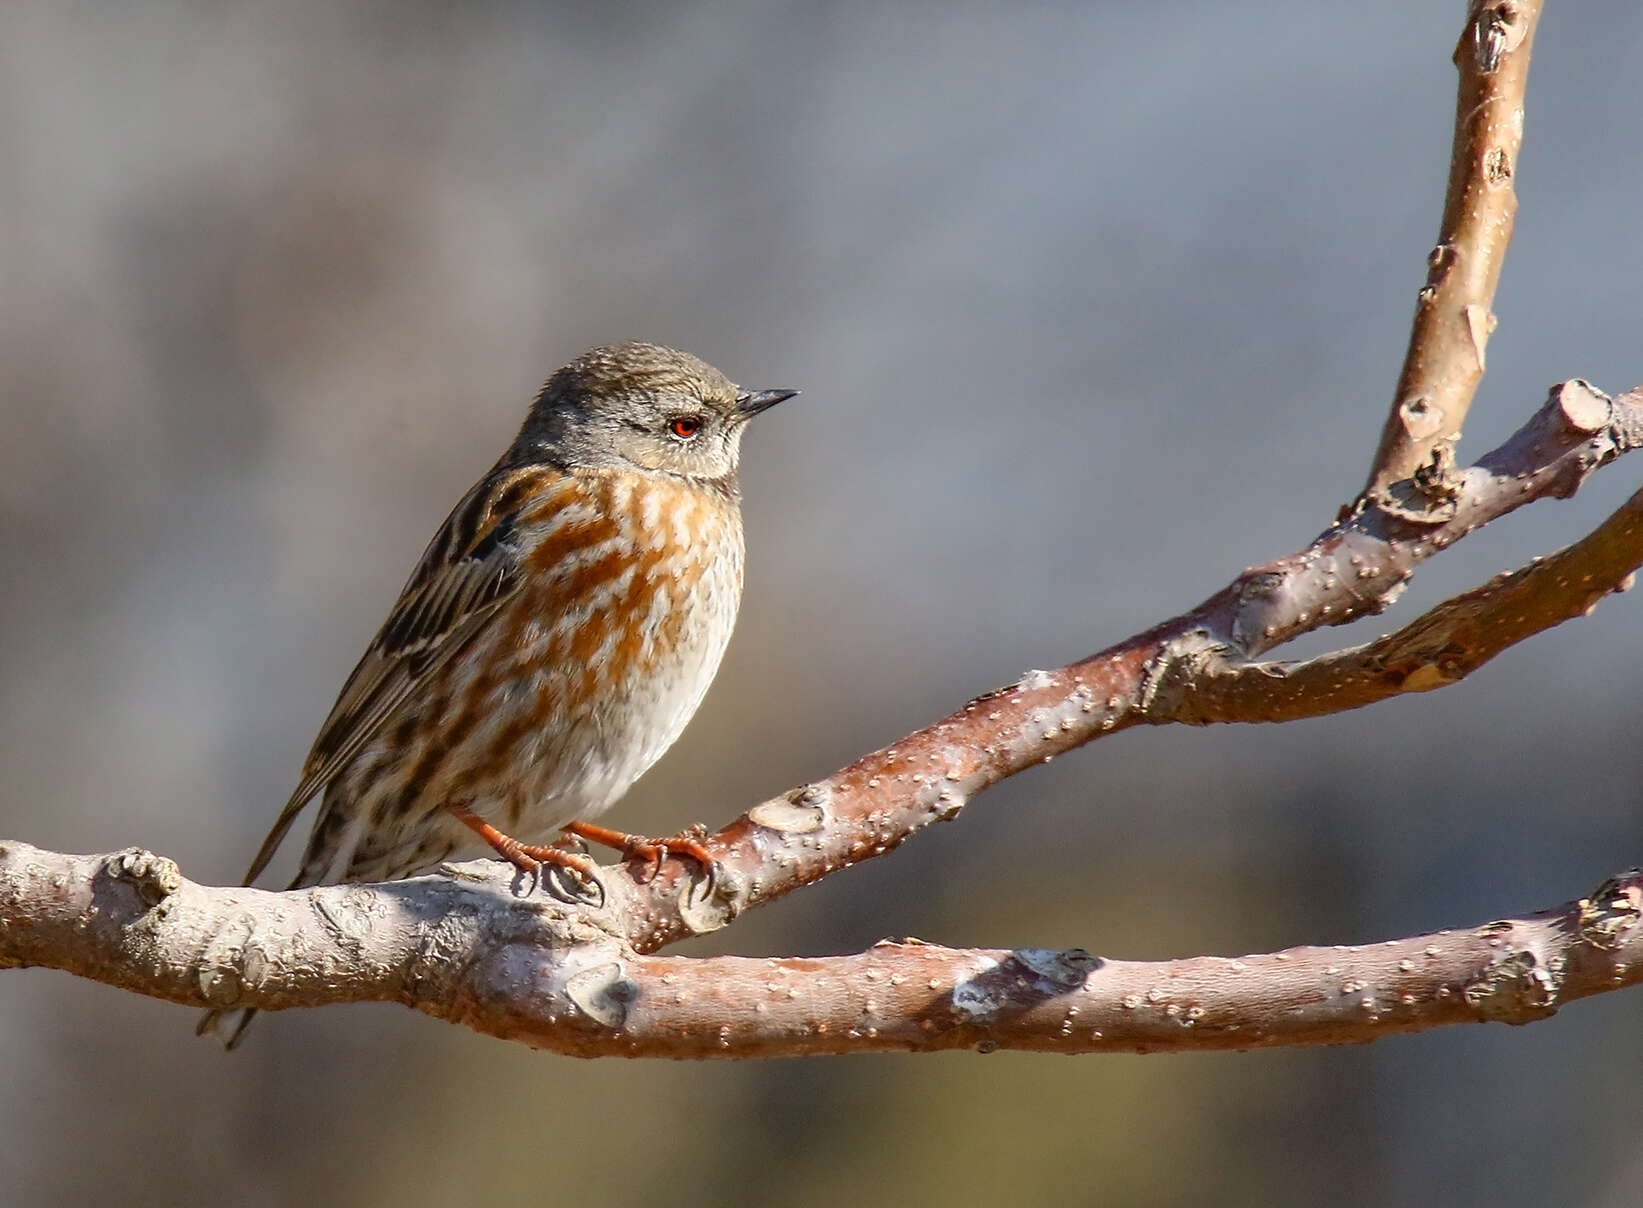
[6,0,1638,1058]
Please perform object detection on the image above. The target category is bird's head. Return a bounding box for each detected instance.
[521,342,797,489]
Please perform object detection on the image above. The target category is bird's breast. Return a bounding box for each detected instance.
[463,472,744,821]
[514,471,744,675]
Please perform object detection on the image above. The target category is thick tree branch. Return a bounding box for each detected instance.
[1366,0,1541,496]
[3,842,1638,1056]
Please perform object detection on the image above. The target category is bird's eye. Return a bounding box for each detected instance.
[669,416,703,440]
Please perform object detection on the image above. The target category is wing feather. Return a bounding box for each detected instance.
[240,464,559,885]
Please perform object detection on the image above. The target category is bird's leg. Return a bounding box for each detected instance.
[446,803,602,897]
[563,820,717,889]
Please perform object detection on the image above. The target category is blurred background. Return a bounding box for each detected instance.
[2,2,1641,1204]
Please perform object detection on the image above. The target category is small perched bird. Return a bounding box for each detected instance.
[200,341,796,1046]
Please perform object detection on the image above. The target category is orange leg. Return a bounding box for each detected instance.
[446,803,601,893]
[565,820,717,887]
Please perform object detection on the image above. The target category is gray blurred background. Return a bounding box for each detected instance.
[2,2,1641,1205]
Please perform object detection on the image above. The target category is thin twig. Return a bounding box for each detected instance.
[1365,0,1542,497]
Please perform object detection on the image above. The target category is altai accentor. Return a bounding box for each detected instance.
[200,341,795,1045]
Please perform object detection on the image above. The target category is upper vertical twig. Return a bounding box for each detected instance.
[1365,1,1542,500]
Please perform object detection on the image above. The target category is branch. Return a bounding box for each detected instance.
[1175,477,1643,724]
[619,382,1643,952]
[8,2,1639,1057]
[1365,0,1542,496]
[4,842,1638,1056]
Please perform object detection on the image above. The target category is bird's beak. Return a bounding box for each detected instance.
[735,388,799,419]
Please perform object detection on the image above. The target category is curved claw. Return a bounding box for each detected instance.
[446,802,605,906]
[542,861,605,908]
[695,856,721,898]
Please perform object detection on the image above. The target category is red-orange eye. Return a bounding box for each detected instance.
[669,416,702,440]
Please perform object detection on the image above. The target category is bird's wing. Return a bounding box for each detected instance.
[240,463,562,885]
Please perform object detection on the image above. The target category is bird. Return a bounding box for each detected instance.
[199,341,797,1046]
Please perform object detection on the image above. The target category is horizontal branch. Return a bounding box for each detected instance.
[3,842,1637,1057]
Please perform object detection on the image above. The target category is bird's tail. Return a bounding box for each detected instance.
[196,1006,260,1049]
[196,850,327,1049]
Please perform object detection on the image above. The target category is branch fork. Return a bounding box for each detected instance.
[10,0,1643,1059]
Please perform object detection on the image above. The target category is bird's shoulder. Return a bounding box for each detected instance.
[293,462,575,779]
[394,461,572,607]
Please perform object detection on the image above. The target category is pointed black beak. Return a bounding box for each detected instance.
[735,388,799,419]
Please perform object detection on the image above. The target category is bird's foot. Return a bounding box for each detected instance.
[563,820,718,892]
[445,803,604,906]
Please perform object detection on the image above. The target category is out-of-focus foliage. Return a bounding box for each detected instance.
[2,3,1641,1205]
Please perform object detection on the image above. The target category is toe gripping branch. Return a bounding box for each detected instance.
[565,820,719,893]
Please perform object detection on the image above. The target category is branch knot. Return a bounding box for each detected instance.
[105,848,182,909]
[1463,923,1561,1024]
[1578,871,1643,950]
